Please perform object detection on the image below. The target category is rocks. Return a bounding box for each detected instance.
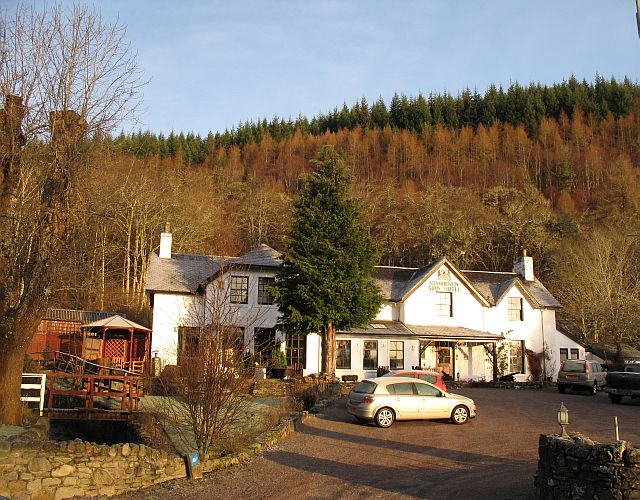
[535,434,640,499]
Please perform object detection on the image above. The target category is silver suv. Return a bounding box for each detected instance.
[557,360,606,395]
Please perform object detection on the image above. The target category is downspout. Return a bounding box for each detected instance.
[540,310,546,380]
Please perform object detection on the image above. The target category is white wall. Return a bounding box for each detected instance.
[150,293,201,365]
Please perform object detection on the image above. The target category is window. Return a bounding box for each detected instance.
[386,382,415,395]
[389,341,404,370]
[416,383,440,397]
[336,340,351,369]
[254,328,275,365]
[559,348,568,363]
[418,373,438,384]
[570,348,579,360]
[286,332,306,369]
[508,297,523,321]
[436,292,452,317]
[230,276,248,304]
[177,326,200,365]
[258,277,275,305]
[222,326,245,365]
[363,340,378,370]
[508,341,524,373]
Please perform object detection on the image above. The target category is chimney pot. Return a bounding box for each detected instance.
[159,224,172,259]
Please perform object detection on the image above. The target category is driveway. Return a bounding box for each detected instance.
[121,388,640,500]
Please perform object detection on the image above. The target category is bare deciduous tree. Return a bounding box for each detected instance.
[0,3,144,424]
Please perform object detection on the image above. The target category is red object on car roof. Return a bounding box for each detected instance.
[383,370,448,392]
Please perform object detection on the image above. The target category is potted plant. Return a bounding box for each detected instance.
[269,345,288,379]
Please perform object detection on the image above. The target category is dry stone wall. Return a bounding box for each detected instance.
[535,433,640,499]
[0,411,312,500]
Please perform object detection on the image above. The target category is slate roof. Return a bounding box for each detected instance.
[146,244,281,295]
[372,265,562,309]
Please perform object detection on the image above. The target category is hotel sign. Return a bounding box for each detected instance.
[427,268,460,292]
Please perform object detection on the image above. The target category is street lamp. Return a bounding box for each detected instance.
[557,402,569,437]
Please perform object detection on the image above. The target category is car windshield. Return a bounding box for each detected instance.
[352,381,377,394]
[562,361,586,373]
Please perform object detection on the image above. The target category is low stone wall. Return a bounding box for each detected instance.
[535,433,640,499]
[0,411,314,500]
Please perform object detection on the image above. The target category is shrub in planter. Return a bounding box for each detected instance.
[292,387,319,411]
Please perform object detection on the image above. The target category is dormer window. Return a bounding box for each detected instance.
[508,297,523,321]
[230,276,248,304]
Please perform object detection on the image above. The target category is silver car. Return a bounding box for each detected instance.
[346,377,477,428]
[557,360,607,395]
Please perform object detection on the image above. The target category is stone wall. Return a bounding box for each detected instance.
[0,411,313,500]
[535,433,640,499]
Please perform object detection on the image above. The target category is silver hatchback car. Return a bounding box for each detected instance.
[346,377,476,428]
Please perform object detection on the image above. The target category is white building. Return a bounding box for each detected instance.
[145,231,584,382]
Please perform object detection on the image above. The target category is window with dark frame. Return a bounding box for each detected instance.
[363,340,378,370]
[560,348,568,362]
[177,326,200,365]
[570,348,579,360]
[336,340,351,369]
[508,341,524,373]
[508,297,524,321]
[436,292,453,317]
[286,332,306,369]
[258,277,275,305]
[230,275,249,304]
[389,341,404,370]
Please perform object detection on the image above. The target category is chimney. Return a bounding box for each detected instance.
[513,249,534,281]
[159,222,172,259]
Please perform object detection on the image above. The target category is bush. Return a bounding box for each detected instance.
[270,347,287,368]
[291,387,319,411]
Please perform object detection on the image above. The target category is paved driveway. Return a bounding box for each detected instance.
[123,388,640,500]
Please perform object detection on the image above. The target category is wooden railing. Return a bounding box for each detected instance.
[21,373,47,416]
[41,351,142,377]
[44,372,142,420]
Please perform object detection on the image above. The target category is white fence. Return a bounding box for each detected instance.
[21,373,47,416]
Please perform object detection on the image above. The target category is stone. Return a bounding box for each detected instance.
[121,443,131,457]
[92,468,113,486]
[62,476,78,486]
[8,480,27,493]
[108,446,117,458]
[28,457,52,473]
[42,478,61,488]
[54,486,80,500]
[27,478,42,492]
[20,473,34,480]
[626,449,640,464]
[32,490,54,500]
[138,444,146,458]
[51,464,75,477]
[0,441,11,454]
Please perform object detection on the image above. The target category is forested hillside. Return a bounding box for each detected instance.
[48,77,640,345]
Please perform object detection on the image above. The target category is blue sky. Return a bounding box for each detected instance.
[7,1,640,135]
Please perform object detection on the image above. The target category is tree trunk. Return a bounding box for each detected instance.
[321,323,337,377]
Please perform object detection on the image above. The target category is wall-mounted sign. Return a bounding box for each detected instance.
[428,269,459,292]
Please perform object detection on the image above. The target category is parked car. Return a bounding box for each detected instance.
[382,370,448,392]
[557,360,606,395]
[346,377,476,428]
[605,363,640,404]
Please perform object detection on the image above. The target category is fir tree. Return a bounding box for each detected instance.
[273,146,382,376]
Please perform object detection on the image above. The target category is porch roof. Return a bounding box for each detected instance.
[405,325,504,342]
[338,321,503,342]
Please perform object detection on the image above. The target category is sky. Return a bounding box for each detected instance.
[6,0,640,136]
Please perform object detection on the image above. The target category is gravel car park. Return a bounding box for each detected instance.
[121,387,640,500]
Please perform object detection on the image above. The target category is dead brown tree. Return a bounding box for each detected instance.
[0,3,144,424]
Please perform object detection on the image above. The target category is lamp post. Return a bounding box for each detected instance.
[557,402,569,437]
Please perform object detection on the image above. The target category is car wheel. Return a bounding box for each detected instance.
[609,394,622,404]
[590,383,597,396]
[451,405,469,425]
[374,407,395,428]
[558,385,566,394]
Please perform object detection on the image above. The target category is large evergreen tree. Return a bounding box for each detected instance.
[273,146,382,376]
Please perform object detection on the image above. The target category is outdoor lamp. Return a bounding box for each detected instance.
[557,402,569,437]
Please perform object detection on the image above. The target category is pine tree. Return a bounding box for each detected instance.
[273,146,382,376]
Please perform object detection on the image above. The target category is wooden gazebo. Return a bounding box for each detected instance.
[81,315,151,373]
